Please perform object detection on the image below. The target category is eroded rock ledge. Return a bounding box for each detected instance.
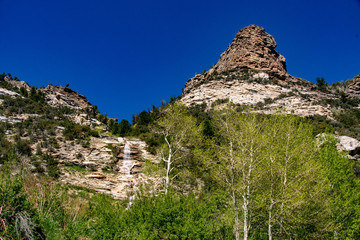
[181,25,360,118]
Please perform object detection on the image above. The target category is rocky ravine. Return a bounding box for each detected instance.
[181,25,360,118]
[57,135,158,199]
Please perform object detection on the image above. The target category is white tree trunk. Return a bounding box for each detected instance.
[268,199,274,240]
[243,141,254,240]
[164,135,172,195]
[233,192,240,240]
[243,185,249,240]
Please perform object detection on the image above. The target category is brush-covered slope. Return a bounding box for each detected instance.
[0,73,155,199]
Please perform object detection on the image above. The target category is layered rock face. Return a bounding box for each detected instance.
[183,25,295,95]
[346,74,360,98]
[55,135,157,199]
[3,76,30,91]
[181,25,359,118]
[43,84,93,109]
[0,75,162,199]
[214,25,288,80]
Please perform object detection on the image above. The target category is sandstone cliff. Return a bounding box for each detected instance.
[0,75,159,199]
[181,25,360,118]
[346,74,360,98]
[43,84,93,109]
[214,25,288,80]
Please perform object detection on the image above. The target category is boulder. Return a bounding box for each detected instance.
[337,136,360,152]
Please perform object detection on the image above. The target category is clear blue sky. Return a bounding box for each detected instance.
[1,0,359,121]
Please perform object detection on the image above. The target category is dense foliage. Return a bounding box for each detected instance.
[1,73,360,239]
[2,101,360,239]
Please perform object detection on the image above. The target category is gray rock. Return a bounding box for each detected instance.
[337,136,360,152]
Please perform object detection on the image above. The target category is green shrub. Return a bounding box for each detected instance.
[14,136,32,156]
[87,192,232,239]
[0,167,43,239]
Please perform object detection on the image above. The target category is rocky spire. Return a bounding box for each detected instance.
[214,25,288,80]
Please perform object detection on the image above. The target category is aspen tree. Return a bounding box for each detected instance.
[155,103,199,194]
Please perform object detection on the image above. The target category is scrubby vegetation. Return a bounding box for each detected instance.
[2,71,360,239]
[2,101,360,239]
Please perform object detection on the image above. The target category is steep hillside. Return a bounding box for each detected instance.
[0,73,156,199]
[181,25,360,119]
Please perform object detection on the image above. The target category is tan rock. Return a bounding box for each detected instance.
[345,74,360,98]
[214,25,288,80]
[86,173,106,179]
[57,136,157,199]
[42,84,92,109]
[180,25,340,118]
[131,167,142,174]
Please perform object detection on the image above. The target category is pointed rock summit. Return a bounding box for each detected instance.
[181,25,360,118]
[214,25,288,80]
[183,25,297,95]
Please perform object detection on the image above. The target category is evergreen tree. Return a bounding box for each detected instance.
[118,119,131,136]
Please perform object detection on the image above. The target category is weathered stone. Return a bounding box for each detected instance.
[214,25,288,80]
[345,74,360,98]
[131,167,142,174]
[86,173,106,179]
[56,136,157,199]
[42,84,92,109]
[180,25,343,118]
[337,136,360,153]
[130,149,140,155]
[1,76,30,91]
[0,87,20,97]
[0,116,22,123]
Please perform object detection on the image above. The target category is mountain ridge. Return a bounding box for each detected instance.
[181,25,360,118]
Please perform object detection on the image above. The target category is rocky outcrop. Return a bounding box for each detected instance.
[346,74,360,98]
[182,78,333,117]
[0,116,22,123]
[2,76,30,91]
[337,135,360,151]
[0,87,20,97]
[335,135,360,176]
[214,25,288,80]
[2,76,93,110]
[56,135,157,199]
[43,84,92,109]
[69,113,106,128]
[180,25,353,118]
[183,25,303,94]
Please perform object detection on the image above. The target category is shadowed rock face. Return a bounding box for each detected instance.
[214,25,288,80]
[346,74,360,98]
